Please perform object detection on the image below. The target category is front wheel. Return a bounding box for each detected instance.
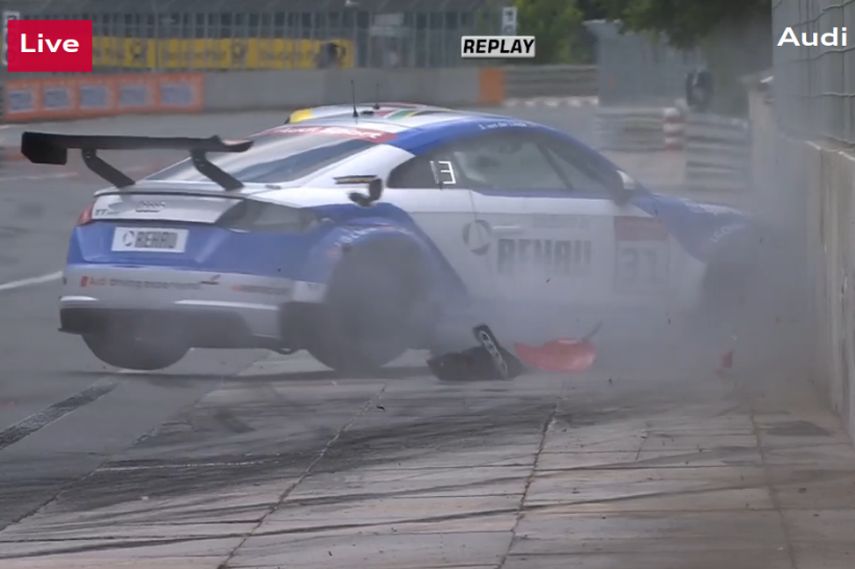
[83,332,188,371]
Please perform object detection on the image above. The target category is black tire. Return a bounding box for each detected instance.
[304,243,432,374]
[695,224,762,331]
[83,332,188,371]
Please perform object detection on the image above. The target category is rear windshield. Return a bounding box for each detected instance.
[148,125,390,184]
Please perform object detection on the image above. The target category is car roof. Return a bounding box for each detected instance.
[279,108,517,131]
[256,110,599,158]
[282,110,617,170]
[145,108,619,191]
[287,102,450,123]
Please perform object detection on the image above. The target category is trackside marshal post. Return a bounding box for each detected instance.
[460,36,536,58]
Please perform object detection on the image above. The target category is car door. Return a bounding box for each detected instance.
[383,142,495,298]
[436,127,674,309]
[529,130,675,306]
[385,131,568,306]
[386,127,674,314]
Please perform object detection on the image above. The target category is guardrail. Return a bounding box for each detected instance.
[0,65,598,124]
[503,65,597,98]
[684,112,751,193]
[2,74,204,122]
[594,106,685,151]
[0,67,511,123]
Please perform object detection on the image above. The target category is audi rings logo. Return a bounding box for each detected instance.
[135,200,166,213]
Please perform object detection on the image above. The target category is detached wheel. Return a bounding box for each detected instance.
[305,244,431,374]
[83,331,189,371]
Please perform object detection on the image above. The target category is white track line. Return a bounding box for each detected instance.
[0,172,78,183]
[0,270,62,293]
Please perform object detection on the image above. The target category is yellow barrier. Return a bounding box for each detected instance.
[93,37,355,70]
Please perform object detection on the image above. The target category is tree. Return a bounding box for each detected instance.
[596,0,770,50]
[515,0,591,63]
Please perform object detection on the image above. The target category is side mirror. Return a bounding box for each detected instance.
[614,170,638,204]
[349,176,384,207]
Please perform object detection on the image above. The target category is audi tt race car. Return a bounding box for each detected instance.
[21,105,757,373]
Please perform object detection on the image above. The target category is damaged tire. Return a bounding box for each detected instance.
[304,243,432,374]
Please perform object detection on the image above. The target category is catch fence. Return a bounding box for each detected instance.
[773,0,855,144]
[0,0,502,72]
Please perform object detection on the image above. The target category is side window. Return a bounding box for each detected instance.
[449,133,568,191]
[388,131,570,191]
[387,151,464,189]
[539,137,619,195]
[388,156,438,188]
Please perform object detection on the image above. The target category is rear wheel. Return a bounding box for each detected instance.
[304,244,432,374]
[82,329,189,371]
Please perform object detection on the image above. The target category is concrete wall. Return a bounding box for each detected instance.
[202,67,487,111]
[502,65,597,98]
[752,87,855,439]
[202,66,598,111]
[811,144,855,433]
[1,65,605,122]
[0,67,503,122]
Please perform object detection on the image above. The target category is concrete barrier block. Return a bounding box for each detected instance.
[757,125,855,439]
[200,68,485,112]
[822,149,845,417]
[203,70,325,111]
[324,67,482,107]
[834,149,855,431]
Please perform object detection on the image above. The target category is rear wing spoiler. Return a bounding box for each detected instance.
[20,132,253,191]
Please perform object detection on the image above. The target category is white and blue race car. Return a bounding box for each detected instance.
[22,106,757,372]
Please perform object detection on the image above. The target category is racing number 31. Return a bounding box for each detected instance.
[616,243,668,288]
[613,217,670,292]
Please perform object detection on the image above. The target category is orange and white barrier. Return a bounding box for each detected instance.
[684,112,750,193]
[595,105,685,151]
[663,106,685,150]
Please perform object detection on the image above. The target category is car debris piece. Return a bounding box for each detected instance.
[515,338,597,372]
[427,325,523,381]
[514,322,602,373]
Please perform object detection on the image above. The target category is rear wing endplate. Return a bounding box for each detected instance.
[20,132,253,191]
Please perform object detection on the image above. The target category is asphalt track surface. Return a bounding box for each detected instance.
[0,107,853,568]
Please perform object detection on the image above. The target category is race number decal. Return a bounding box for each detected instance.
[430,160,457,185]
[613,216,670,292]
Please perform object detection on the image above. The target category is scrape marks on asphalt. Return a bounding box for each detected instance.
[1,353,855,568]
[0,358,560,567]
[0,378,119,451]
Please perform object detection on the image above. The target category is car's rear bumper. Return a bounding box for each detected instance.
[60,265,327,345]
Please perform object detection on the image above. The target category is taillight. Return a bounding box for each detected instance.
[216,201,317,232]
[77,203,95,226]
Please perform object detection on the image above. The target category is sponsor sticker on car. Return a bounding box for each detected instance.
[613,216,670,293]
[267,124,397,142]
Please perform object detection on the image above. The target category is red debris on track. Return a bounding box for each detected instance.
[514,338,597,373]
[715,349,735,377]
